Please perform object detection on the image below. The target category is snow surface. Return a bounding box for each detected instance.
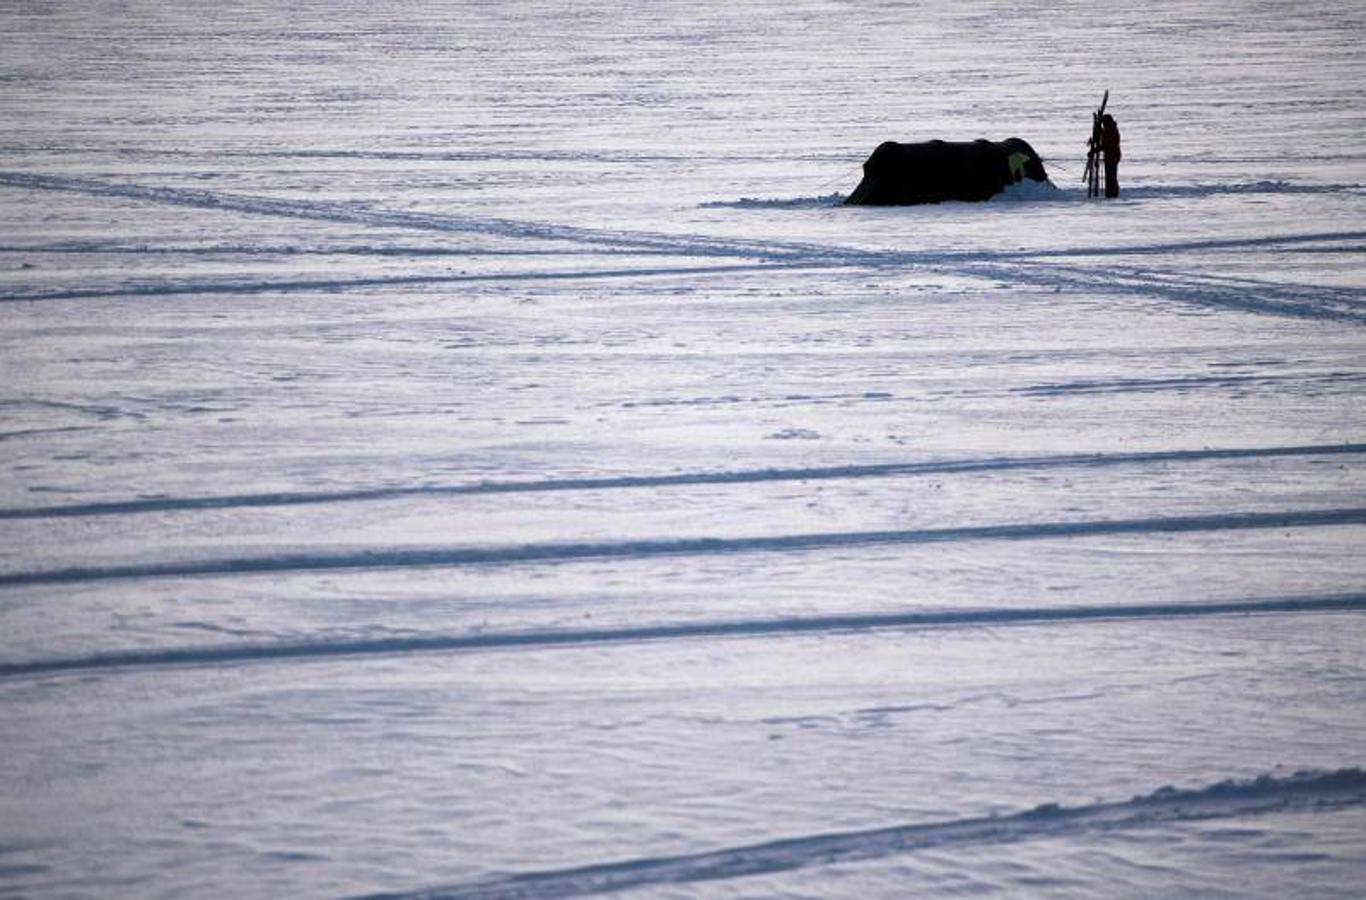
[2,0,1365,896]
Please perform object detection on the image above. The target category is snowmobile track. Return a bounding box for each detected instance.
[359,768,1366,899]
[2,507,1364,588]
[2,442,1360,520]
[2,593,1363,679]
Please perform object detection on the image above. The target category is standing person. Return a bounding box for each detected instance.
[1100,113,1122,198]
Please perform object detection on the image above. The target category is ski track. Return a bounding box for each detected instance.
[969,259,1366,324]
[1120,180,1366,199]
[6,228,1364,264]
[2,594,1362,680]
[0,261,839,304]
[2,508,1363,588]
[2,441,1363,520]
[1014,372,1366,397]
[0,171,861,265]
[0,145,835,164]
[1028,229,1366,258]
[3,171,1363,322]
[0,241,690,258]
[358,768,1366,899]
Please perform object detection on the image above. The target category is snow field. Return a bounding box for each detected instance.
[2,0,1365,896]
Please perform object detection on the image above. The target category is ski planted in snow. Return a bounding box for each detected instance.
[1083,90,1109,198]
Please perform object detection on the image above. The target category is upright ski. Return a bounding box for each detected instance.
[1083,90,1109,198]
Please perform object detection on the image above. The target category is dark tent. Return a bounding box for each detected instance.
[844,137,1049,206]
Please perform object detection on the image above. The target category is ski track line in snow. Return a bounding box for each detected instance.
[3,594,1363,679]
[359,768,1366,899]
[0,171,1351,266]
[1025,229,1366,259]
[1014,372,1366,398]
[4,228,1361,268]
[3,442,1362,521]
[6,172,1363,323]
[0,240,691,258]
[966,259,1366,324]
[9,253,1355,321]
[0,261,841,304]
[1121,180,1366,199]
[3,508,1365,588]
[7,259,1360,321]
[0,145,833,164]
[0,170,868,265]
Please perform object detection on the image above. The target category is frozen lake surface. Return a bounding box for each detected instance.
[2,1,1365,896]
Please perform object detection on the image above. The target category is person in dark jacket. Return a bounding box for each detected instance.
[1100,114,1121,198]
